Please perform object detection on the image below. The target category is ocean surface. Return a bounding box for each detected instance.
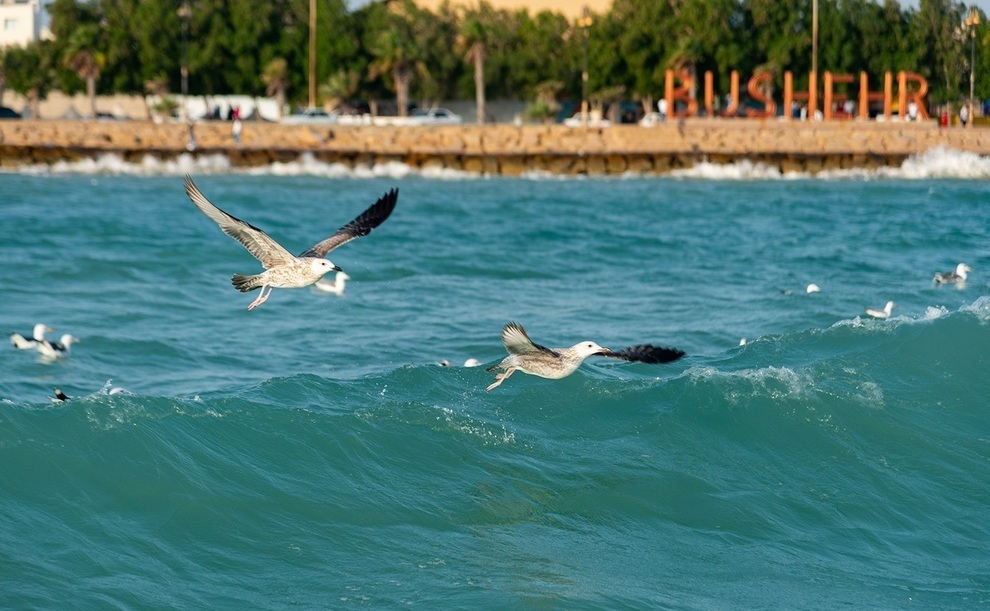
[2,150,989,608]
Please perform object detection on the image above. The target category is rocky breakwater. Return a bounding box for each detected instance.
[2,118,989,174]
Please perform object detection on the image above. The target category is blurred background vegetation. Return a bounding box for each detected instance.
[0,0,985,117]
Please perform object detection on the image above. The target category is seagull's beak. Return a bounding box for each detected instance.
[332,265,343,272]
[597,347,613,356]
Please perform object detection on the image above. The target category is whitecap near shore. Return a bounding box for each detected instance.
[6,146,990,180]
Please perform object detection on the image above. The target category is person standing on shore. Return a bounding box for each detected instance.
[960,104,970,127]
[657,98,667,122]
[232,105,243,145]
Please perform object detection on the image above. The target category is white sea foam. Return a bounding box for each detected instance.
[7,145,990,180]
[960,295,990,321]
[688,364,812,402]
[670,159,797,180]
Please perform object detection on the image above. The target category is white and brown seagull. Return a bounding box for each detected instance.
[933,263,971,285]
[184,176,398,310]
[486,322,685,391]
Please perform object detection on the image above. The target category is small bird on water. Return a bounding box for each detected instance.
[184,176,398,310]
[865,301,895,319]
[485,322,685,391]
[313,270,351,296]
[933,263,971,285]
[10,323,54,350]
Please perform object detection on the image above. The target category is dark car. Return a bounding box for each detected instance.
[0,106,22,119]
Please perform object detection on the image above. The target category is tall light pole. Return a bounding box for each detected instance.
[309,0,317,109]
[966,6,981,125]
[178,1,191,124]
[578,6,593,127]
[812,0,818,79]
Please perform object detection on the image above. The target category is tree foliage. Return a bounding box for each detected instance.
[3,0,982,112]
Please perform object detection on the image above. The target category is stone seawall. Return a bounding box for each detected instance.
[2,119,989,174]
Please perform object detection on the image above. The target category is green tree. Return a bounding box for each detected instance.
[0,48,6,106]
[2,41,56,118]
[63,24,107,118]
[366,0,428,116]
[912,0,967,104]
[457,3,494,123]
[319,69,360,110]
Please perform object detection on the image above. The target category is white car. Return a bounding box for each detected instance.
[406,108,463,125]
[282,108,339,125]
[562,112,611,127]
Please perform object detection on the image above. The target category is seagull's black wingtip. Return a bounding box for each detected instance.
[608,344,686,364]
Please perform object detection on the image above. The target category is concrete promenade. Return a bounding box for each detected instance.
[2,119,989,174]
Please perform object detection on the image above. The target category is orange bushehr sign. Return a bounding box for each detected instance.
[665,70,929,120]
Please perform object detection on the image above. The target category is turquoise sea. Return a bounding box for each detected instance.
[2,151,989,608]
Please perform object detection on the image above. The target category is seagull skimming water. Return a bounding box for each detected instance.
[184,176,398,310]
[485,322,685,391]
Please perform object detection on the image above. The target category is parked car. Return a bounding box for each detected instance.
[406,107,463,125]
[0,106,22,119]
[562,111,611,127]
[282,107,339,125]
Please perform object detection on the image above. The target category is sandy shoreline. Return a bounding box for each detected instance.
[2,119,988,174]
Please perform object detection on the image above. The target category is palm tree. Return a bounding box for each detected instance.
[0,51,6,106]
[457,13,488,124]
[63,25,105,119]
[143,74,172,121]
[319,69,360,112]
[262,58,289,120]
[368,29,423,117]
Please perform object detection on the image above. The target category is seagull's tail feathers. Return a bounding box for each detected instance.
[10,333,34,349]
[231,274,263,292]
[485,360,507,372]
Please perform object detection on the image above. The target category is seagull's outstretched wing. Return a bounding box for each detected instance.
[501,322,559,357]
[605,344,685,364]
[184,175,295,269]
[299,188,399,259]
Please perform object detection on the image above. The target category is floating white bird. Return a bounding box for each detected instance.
[439,358,482,367]
[52,384,128,402]
[313,271,351,295]
[865,301,896,319]
[485,322,685,391]
[933,263,971,285]
[36,334,79,359]
[10,323,54,350]
[806,283,821,293]
[184,176,398,310]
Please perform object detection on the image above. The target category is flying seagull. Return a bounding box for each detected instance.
[10,323,54,350]
[485,322,685,391]
[184,176,398,310]
[933,263,971,285]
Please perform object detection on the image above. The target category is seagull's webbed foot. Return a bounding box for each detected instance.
[486,368,515,391]
[247,286,272,311]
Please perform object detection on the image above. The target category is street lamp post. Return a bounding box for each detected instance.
[579,7,593,127]
[178,1,191,125]
[309,0,316,109]
[966,6,981,126]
